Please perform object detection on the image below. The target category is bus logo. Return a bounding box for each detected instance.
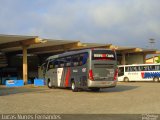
[82,68,86,72]
[141,72,160,79]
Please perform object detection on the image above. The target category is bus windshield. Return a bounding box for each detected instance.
[92,50,116,60]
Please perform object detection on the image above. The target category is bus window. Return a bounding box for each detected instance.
[137,66,141,71]
[118,67,124,77]
[131,66,137,71]
[146,66,151,71]
[48,61,54,70]
[53,60,59,68]
[141,66,145,71]
[139,66,144,71]
[66,56,72,67]
[80,53,88,65]
[126,67,133,72]
[125,67,129,72]
[42,62,47,75]
[151,65,156,71]
[59,58,65,68]
[155,65,160,71]
[72,55,79,66]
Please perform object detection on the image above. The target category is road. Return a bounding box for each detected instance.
[0,82,160,114]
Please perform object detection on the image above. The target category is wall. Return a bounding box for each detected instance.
[126,54,144,64]
[8,55,40,79]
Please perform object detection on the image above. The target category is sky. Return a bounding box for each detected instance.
[0,0,160,49]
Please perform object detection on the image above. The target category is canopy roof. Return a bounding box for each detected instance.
[0,34,159,55]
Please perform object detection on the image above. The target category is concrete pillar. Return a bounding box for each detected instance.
[23,46,28,85]
[121,53,126,65]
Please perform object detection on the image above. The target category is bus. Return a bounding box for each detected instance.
[118,64,160,82]
[43,49,118,92]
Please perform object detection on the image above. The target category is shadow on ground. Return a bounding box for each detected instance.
[85,84,139,93]
[0,84,140,95]
[0,86,48,96]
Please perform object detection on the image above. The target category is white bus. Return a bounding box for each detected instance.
[118,64,160,82]
[43,49,118,92]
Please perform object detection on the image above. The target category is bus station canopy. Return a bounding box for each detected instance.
[0,34,160,55]
[0,34,160,84]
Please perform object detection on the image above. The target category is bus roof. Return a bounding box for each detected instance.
[118,63,160,67]
[46,48,114,61]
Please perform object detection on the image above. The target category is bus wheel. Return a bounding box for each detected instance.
[90,88,100,92]
[71,81,78,92]
[47,80,53,88]
[153,77,159,82]
[124,77,129,82]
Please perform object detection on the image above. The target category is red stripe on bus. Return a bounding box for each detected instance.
[65,68,71,87]
[102,54,106,57]
[141,72,145,78]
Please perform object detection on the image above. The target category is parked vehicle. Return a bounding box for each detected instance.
[118,64,160,82]
[43,49,118,92]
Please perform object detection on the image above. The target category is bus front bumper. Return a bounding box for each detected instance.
[88,80,117,88]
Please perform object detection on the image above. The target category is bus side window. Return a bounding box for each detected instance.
[141,66,145,71]
[118,67,124,76]
[48,61,54,70]
[79,53,88,66]
[151,65,155,71]
[137,66,141,71]
[126,67,129,72]
[133,66,137,71]
[59,58,65,68]
[128,67,132,72]
[42,63,47,73]
[81,53,88,65]
[155,65,160,71]
[72,55,79,66]
[54,60,59,68]
[66,56,72,67]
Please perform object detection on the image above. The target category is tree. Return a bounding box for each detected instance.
[155,56,160,63]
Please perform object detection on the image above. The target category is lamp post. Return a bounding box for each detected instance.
[149,38,155,63]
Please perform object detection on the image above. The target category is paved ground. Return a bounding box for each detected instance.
[0,82,160,114]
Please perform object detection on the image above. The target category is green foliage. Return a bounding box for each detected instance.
[155,56,160,63]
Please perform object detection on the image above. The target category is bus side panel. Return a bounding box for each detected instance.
[118,76,125,81]
[57,68,64,87]
[64,68,71,87]
[70,65,88,89]
[45,68,58,87]
[59,67,71,88]
[78,66,88,89]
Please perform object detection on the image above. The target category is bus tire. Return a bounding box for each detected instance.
[153,77,159,82]
[90,88,100,92]
[124,77,129,82]
[71,81,79,92]
[47,79,53,88]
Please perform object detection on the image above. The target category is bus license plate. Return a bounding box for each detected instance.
[101,81,112,85]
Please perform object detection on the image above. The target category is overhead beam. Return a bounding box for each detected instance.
[0,37,42,50]
[137,50,160,54]
[68,44,113,51]
[28,42,83,53]
[117,48,142,54]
